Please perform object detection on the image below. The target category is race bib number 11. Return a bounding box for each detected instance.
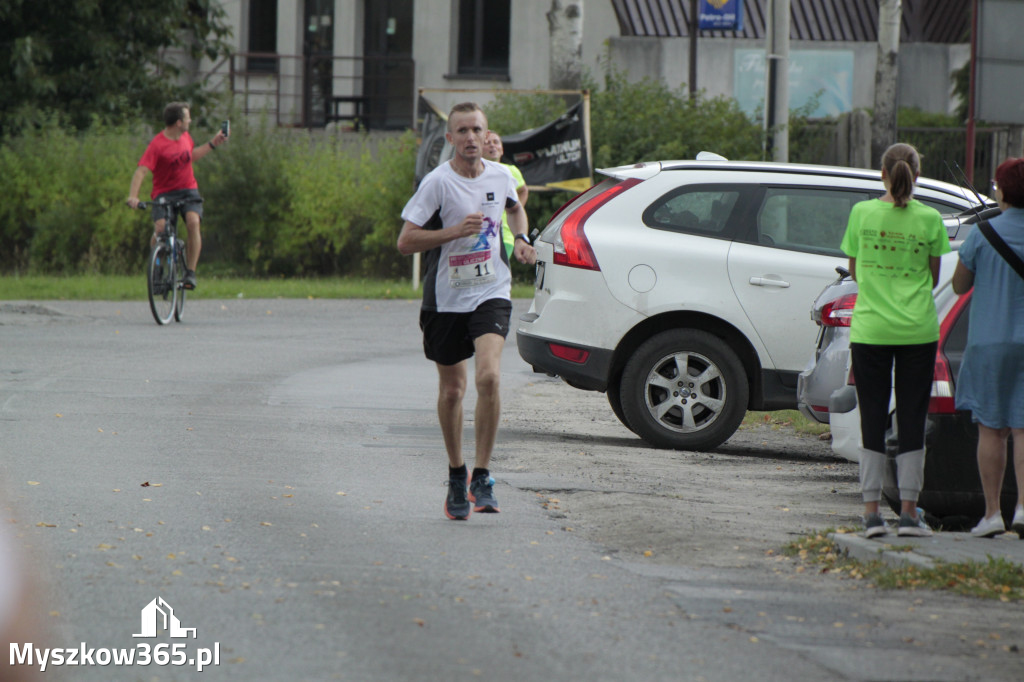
[448,251,496,288]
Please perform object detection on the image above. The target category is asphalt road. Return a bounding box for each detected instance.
[2,299,1022,681]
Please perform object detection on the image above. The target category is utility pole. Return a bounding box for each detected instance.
[764,0,790,161]
[872,0,902,166]
[966,0,979,185]
[689,0,698,97]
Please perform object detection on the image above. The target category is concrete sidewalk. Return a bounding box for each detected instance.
[831,528,1024,570]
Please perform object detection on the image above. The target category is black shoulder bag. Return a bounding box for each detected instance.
[978,220,1024,281]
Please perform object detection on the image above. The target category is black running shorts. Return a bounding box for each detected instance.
[151,188,203,223]
[420,298,513,366]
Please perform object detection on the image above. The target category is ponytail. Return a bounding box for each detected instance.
[881,143,921,208]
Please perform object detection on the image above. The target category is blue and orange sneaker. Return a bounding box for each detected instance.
[444,474,471,520]
[469,475,499,513]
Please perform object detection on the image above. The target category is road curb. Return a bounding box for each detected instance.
[828,532,937,570]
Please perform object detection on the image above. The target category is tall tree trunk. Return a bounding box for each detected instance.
[872,0,902,166]
[548,1,583,90]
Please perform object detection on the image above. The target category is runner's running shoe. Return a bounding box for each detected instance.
[469,476,499,513]
[444,475,471,520]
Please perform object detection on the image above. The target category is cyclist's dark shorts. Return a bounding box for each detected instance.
[420,298,512,366]
[151,189,203,223]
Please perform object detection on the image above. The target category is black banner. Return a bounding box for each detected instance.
[414,96,591,192]
[500,101,591,192]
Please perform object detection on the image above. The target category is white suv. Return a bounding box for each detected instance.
[516,157,982,451]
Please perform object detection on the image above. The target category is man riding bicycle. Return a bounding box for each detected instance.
[126,102,228,290]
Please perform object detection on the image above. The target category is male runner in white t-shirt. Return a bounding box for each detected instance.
[398,102,536,520]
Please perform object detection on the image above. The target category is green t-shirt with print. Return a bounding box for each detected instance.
[500,163,526,258]
[840,198,950,345]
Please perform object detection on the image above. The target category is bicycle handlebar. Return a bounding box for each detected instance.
[128,197,205,210]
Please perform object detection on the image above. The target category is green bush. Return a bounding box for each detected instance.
[0,119,418,277]
[589,65,764,168]
[198,118,295,274]
[2,70,968,279]
[0,121,151,274]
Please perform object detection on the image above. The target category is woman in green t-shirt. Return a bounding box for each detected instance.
[840,142,951,539]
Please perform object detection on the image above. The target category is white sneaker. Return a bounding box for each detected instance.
[1011,506,1024,536]
[971,513,1006,538]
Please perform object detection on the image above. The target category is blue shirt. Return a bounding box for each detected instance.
[957,206,1024,346]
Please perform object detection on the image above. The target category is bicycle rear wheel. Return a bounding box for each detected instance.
[147,243,176,325]
[174,247,187,322]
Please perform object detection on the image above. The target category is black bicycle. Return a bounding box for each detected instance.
[131,197,201,325]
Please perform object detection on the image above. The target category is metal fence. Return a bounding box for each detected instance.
[202,53,416,130]
[790,120,1020,192]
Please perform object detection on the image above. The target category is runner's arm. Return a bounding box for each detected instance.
[507,203,536,265]
[951,259,974,294]
[193,130,228,162]
[397,214,484,255]
[516,183,529,208]
[126,166,151,208]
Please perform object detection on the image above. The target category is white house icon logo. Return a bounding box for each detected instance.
[133,597,197,639]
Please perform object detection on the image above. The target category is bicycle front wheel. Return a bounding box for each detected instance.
[147,243,176,325]
[174,247,186,322]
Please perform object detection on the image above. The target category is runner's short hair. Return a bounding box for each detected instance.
[163,102,190,127]
[447,102,484,131]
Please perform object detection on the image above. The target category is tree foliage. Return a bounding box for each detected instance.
[588,66,764,167]
[0,0,232,134]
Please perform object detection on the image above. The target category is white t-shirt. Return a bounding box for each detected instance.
[402,160,519,313]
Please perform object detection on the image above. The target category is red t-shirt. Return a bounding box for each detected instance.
[138,131,198,198]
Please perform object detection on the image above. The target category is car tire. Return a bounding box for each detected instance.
[620,329,749,451]
[606,379,636,434]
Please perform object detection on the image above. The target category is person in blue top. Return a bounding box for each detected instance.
[952,157,1024,538]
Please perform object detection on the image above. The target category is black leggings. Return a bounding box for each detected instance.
[851,341,937,455]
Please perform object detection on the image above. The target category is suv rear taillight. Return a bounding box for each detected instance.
[553,178,641,270]
[820,294,857,327]
[929,290,971,414]
[929,353,956,413]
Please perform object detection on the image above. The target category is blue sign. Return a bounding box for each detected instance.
[699,0,744,31]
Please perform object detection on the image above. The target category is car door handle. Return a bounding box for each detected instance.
[748,276,790,288]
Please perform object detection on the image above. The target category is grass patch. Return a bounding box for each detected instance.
[783,530,1024,602]
[742,409,831,437]
[0,275,536,301]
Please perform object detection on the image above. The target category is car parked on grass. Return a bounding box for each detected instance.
[516,155,984,451]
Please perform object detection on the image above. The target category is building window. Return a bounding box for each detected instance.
[248,0,278,73]
[457,0,510,77]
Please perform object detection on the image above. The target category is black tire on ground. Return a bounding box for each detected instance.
[174,247,187,322]
[620,329,749,451]
[147,243,176,325]
[606,379,636,435]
